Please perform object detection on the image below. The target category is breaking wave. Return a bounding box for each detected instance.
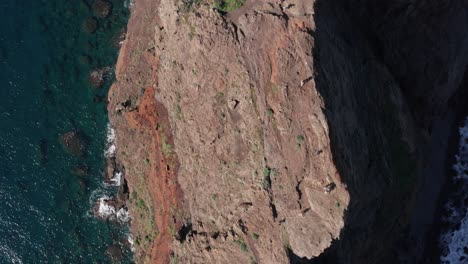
[104,124,116,158]
[440,117,468,264]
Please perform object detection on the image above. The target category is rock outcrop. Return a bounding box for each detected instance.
[108,0,468,263]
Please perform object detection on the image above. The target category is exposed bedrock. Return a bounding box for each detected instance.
[108,0,468,263]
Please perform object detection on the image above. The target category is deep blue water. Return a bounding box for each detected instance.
[0,0,130,263]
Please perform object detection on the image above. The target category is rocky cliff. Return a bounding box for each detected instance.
[108,0,468,263]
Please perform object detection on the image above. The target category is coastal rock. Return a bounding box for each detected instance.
[113,27,127,48]
[93,198,117,220]
[83,17,98,33]
[93,197,129,222]
[59,130,88,156]
[108,0,468,263]
[89,67,112,88]
[92,0,112,18]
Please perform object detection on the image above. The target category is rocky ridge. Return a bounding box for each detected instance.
[108,0,468,263]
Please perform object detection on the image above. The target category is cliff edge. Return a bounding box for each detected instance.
[108,0,468,263]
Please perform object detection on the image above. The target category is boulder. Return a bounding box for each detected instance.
[70,164,89,177]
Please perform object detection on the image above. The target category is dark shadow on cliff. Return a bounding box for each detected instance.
[285,1,468,264]
[287,1,428,263]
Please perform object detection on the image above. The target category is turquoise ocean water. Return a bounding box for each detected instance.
[0,0,131,263]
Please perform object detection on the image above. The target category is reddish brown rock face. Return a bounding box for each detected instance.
[108,0,468,263]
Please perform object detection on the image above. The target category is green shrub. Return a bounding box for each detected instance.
[251,233,259,240]
[214,0,245,12]
[261,167,272,189]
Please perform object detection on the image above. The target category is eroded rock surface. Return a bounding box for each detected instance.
[108,0,468,263]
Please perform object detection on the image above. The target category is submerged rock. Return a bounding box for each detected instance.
[39,138,48,164]
[92,0,112,18]
[59,130,88,156]
[83,17,98,33]
[89,67,112,88]
[70,164,89,177]
[106,244,123,262]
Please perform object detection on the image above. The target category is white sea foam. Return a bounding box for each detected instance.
[124,0,135,9]
[94,196,130,223]
[127,235,136,252]
[96,196,116,218]
[104,124,116,158]
[109,171,122,187]
[440,117,468,264]
[117,207,131,223]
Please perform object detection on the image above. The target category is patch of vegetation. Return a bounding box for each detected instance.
[182,0,202,12]
[188,25,196,40]
[234,238,249,252]
[214,0,245,12]
[272,84,280,94]
[215,92,226,105]
[145,231,158,242]
[162,139,173,158]
[130,191,138,202]
[251,143,259,153]
[251,233,259,240]
[261,167,272,189]
[295,135,305,147]
[170,252,179,264]
[137,199,148,211]
[266,108,274,117]
[211,194,218,200]
[175,104,182,119]
[168,224,176,237]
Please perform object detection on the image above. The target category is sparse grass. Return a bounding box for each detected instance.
[272,84,280,94]
[215,92,226,105]
[251,143,259,153]
[211,194,218,200]
[168,224,176,237]
[170,253,178,264]
[137,199,148,211]
[175,104,182,119]
[182,0,202,12]
[261,167,272,189]
[130,191,138,202]
[162,139,173,158]
[214,0,245,12]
